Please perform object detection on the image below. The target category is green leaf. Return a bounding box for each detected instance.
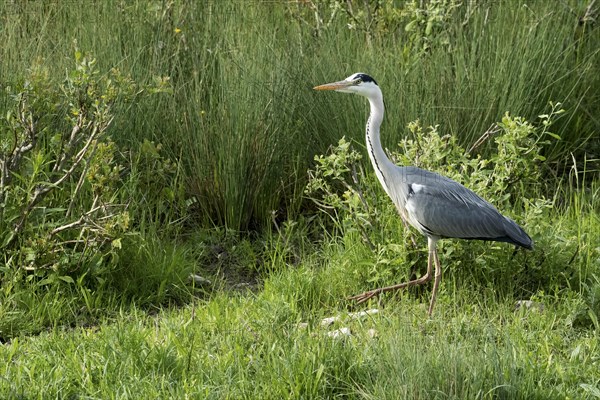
[425,20,433,36]
[59,275,75,284]
[580,384,600,398]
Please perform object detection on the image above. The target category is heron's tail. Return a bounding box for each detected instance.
[502,216,533,250]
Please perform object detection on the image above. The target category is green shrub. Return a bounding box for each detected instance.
[0,52,136,279]
[0,51,182,294]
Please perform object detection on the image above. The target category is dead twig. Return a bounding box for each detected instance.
[467,123,501,155]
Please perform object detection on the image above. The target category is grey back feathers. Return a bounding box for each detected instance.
[388,167,533,249]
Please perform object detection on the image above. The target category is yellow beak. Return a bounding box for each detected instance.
[313,80,353,91]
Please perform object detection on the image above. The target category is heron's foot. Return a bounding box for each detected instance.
[348,279,424,305]
[348,289,383,305]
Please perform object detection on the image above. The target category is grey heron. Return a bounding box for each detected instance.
[314,73,533,315]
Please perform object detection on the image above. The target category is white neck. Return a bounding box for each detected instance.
[365,92,395,196]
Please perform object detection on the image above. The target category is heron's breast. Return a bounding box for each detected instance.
[404,197,437,237]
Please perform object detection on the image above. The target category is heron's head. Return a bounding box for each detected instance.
[313,73,379,98]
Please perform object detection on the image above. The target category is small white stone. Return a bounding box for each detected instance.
[320,316,340,327]
[327,327,352,339]
[297,322,309,330]
[515,300,544,312]
[189,274,212,286]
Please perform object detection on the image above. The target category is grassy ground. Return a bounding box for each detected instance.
[1,258,599,399]
[0,1,599,399]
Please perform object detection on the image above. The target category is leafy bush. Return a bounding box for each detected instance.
[286,0,461,53]
[125,138,186,231]
[0,50,173,293]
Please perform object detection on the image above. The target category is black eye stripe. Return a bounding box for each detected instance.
[355,73,377,86]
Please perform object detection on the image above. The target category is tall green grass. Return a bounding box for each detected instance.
[2,1,597,230]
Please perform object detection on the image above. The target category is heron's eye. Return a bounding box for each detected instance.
[355,78,362,85]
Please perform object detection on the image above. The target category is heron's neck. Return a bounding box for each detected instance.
[365,94,395,195]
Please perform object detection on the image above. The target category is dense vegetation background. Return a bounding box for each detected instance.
[0,1,598,398]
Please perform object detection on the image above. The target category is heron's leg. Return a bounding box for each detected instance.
[349,238,435,304]
[427,243,442,315]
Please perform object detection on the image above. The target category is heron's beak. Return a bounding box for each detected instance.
[313,80,353,91]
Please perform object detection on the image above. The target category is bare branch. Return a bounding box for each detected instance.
[467,123,500,155]
[7,112,113,245]
[50,203,107,235]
